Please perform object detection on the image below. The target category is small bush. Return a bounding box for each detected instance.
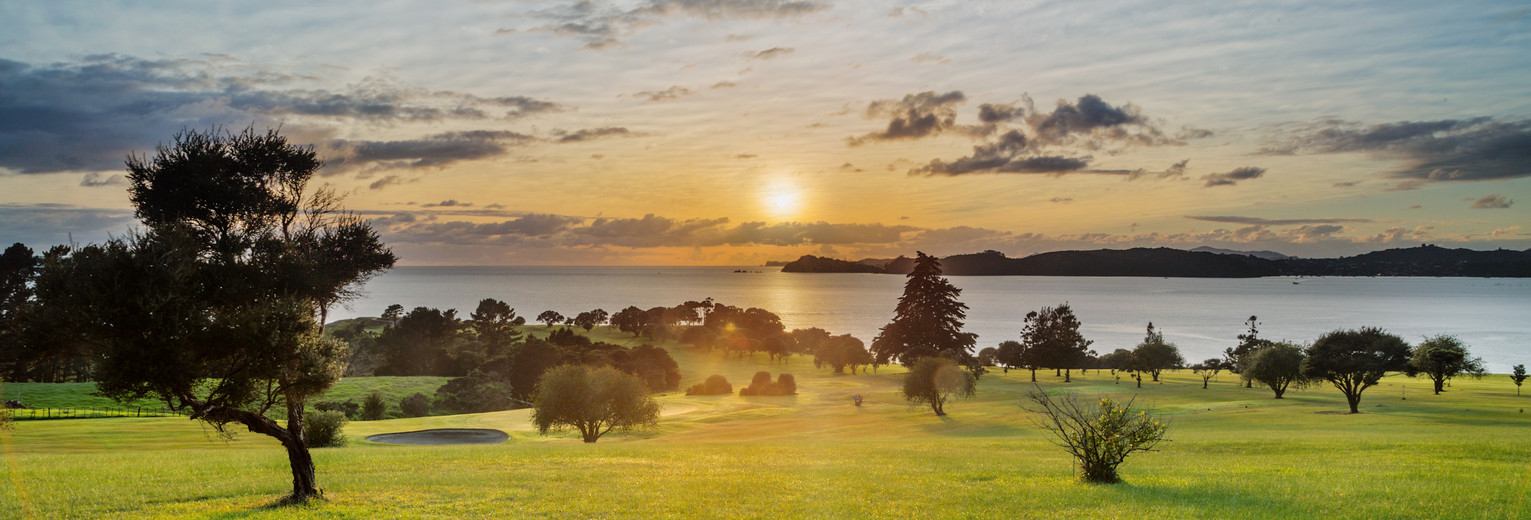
[304,410,349,448]
[1025,384,1167,483]
[686,375,732,395]
[400,393,431,417]
[314,399,360,419]
[361,391,387,420]
[739,372,796,396]
[776,373,796,395]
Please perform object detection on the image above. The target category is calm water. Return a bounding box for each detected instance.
[331,267,1531,373]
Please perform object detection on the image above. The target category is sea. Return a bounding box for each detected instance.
[329,266,1531,373]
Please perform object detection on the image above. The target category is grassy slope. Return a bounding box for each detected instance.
[3,326,1529,519]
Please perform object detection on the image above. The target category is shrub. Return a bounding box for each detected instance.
[0,381,10,431]
[400,393,431,417]
[361,391,387,420]
[1025,385,1167,483]
[739,371,796,396]
[434,372,516,414]
[304,410,349,448]
[533,364,660,443]
[313,399,359,419]
[776,373,797,395]
[686,375,732,396]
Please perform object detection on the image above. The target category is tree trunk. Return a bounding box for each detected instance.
[1202,378,1209,389]
[282,436,319,499]
[1064,369,1071,383]
[1030,368,1037,382]
[1136,375,1142,388]
[1346,392,1361,414]
[1432,377,1444,395]
[1055,368,1060,376]
[1245,379,1252,388]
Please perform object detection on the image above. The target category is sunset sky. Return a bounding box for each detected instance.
[2,1,1528,265]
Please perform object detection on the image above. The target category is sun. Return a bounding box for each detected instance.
[762,180,802,218]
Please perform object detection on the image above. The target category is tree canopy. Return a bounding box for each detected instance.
[1020,304,1092,382]
[35,127,394,501]
[1128,323,1184,382]
[901,356,977,416]
[1302,327,1410,413]
[1405,335,1485,395]
[532,364,660,443]
[871,252,977,369]
[1242,341,1310,398]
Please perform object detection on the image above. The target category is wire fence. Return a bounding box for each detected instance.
[4,407,187,421]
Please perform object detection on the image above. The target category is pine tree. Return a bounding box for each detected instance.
[870,252,978,368]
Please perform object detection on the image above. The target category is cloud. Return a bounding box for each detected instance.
[711,81,738,89]
[328,130,534,172]
[0,203,136,247]
[525,0,826,50]
[911,52,949,64]
[848,91,968,145]
[423,200,473,208]
[1261,117,1531,183]
[0,55,558,175]
[631,85,694,102]
[1201,166,1267,187]
[368,175,413,190]
[555,126,635,142]
[1185,215,1374,225]
[873,92,1199,177]
[79,173,127,187]
[1470,194,1514,209]
[744,47,794,60]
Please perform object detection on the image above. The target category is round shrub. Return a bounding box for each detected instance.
[400,392,431,417]
[304,410,348,448]
[775,373,796,395]
[686,375,732,395]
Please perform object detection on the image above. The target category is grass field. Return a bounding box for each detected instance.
[3,327,1529,519]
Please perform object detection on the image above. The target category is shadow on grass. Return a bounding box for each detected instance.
[204,494,330,519]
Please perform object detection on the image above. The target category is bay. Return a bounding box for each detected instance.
[331,266,1531,373]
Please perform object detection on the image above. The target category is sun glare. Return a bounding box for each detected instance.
[763,180,802,218]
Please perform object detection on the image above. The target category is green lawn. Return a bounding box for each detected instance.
[4,328,1529,519]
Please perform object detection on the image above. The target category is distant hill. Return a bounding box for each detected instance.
[777,255,885,273]
[779,245,1531,278]
[1190,246,1293,261]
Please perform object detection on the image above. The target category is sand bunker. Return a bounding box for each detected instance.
[365,428,510,446]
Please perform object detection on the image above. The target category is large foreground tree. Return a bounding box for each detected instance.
[34,127,394,501]
[532,364,660,442]
[1301,327,1410,413]
[870,252,978,369]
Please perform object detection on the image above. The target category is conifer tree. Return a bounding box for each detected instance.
[870,252,978,369]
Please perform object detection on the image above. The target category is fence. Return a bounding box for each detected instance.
[5,407,186,421]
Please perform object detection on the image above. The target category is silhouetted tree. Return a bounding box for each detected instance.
[1129,323,1184,382]
[814,334,872,374]
[1405,335,1485,395]
[1302,327,1410,413]
[686,375,732,395]
[610,344,682,392]
[871,252,978,370]
[537,310,565,328]
[533,365,660,443]
[610,306,647,337]
[902,357,977,416]
[471,299,524,358]
[381,304,404,326]
[1224,316,1271,388]
[34,127,394,501]
[1511,365,1527,396]
[375,308,466,376]
[1021,304,1092,383]
[1243,341,1310,398]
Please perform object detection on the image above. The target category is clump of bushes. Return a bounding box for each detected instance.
[686,375,733,395]
[304,410,349,447]
[313,399,360,419]
[739,371,797,396]
[400,393,431,417]
[361,391,387,420]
